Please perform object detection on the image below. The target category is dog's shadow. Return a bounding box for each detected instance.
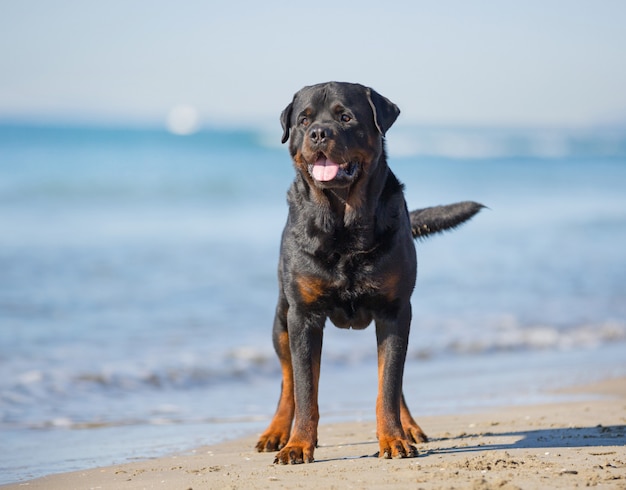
[316,424,625,462]
[427,424,625,455]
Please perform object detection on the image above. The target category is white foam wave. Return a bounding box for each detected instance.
[386,126,626,159]
[437,320,626,356]
[2,322,623,413]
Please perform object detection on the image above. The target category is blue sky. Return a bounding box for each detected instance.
[1,1,625,128]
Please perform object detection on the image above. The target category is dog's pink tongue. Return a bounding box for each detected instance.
[312,158,339,181]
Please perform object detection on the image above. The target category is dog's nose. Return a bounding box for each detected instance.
[309,125,333,144]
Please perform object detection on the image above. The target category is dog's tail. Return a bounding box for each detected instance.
[410,201,485,239]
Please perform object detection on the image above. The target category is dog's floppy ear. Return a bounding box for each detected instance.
[366,88,400,136]
[280,100,294,144]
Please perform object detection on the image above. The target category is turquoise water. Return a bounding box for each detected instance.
[1,123,625,483]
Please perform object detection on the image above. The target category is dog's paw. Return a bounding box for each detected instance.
[404,423,429,444]
[378,437,418,459]
[256,431,289,453]
[273,442,315,464]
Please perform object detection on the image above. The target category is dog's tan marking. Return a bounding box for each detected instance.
[380,271,401,301]
[295,275,327,304]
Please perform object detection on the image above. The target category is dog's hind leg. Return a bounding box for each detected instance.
[400,393,428,443]
[256,299,294,453]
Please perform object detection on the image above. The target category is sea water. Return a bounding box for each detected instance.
[1,123,625,483]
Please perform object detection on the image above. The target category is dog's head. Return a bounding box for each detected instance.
[280,82,400,190]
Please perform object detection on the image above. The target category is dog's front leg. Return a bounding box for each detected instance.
[273,309,324,464]
[375,304,418,459]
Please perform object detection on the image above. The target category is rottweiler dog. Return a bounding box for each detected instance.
[256,82,483,464]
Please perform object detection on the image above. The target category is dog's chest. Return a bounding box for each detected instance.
[296,249,397,330]
[288,201,409,329]
[328,270,379,330]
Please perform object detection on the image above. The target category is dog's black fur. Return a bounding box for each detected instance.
[256,82,483,464]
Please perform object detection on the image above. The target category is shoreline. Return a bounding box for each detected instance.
[3,377,625,489]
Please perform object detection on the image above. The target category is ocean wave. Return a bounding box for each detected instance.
[385,126,626,159]
[2,321,624,409]
[429,320,626,357]
[26,413,268,431]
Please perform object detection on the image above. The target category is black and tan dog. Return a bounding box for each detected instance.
[256,82,483,464]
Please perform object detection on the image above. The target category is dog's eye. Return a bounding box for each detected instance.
[300,117,310,127]
[341,114,352,123]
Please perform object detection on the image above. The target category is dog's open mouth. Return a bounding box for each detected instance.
[308,154,358,184]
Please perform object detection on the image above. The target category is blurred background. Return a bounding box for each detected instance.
[1,0,625,484]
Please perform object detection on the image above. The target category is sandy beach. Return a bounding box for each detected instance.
[3,377,624,490]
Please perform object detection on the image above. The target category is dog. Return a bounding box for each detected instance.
[255,82,483,464]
